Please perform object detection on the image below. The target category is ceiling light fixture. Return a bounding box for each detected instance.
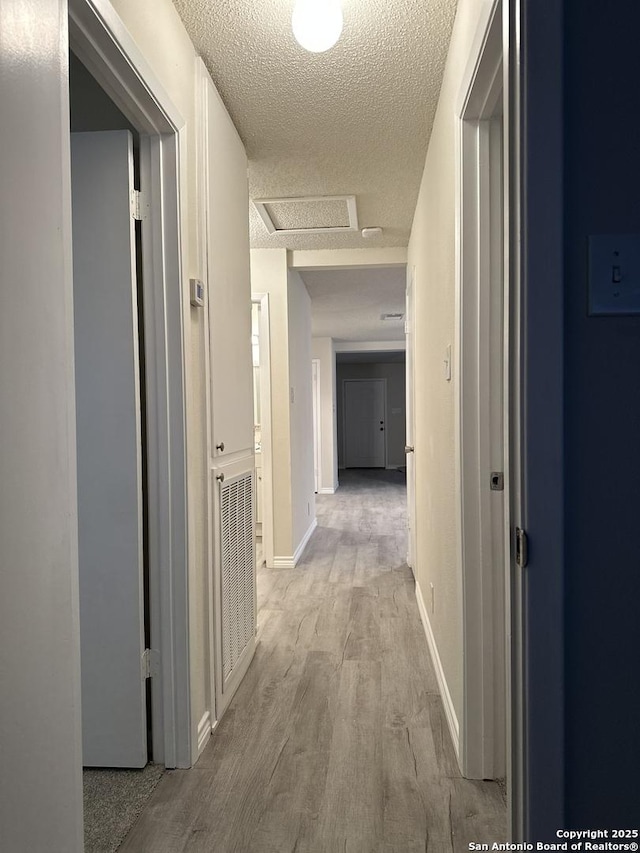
[292,0,343,53]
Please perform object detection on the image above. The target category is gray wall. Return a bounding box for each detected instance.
[337,362,406,468]
[563,1,640,827]
[69,52,136,134]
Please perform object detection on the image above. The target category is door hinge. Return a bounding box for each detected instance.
[130,189,144,221]
[515,527,529,568]
[142,648,160,679]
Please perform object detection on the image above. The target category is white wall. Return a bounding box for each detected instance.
[311,337,338,492]
[251,252,316,562]
[407,0,487,733]
[288,272,316,549]
[251,249,294,558]
[0,1,84,849]
[336,362,406,469]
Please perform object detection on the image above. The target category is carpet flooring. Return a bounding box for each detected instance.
[83,764,164,852]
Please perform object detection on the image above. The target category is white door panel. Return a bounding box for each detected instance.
[72,130,147,768]
[205,78,254,457]
[344,379,386,468]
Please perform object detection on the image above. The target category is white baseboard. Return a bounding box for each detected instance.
[196,710,212,756]
[272,517,317,568]
[317,486,336,495]
[415,580,460,758]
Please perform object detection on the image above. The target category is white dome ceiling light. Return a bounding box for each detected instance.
[292,0,343,53]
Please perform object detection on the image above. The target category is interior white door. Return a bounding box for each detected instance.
[72,130,147,768]
[312,359,320,491]
[405,268,417,568]
[344,379,386,467]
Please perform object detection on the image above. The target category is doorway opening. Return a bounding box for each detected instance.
[337,351,406,476]
[68,0,191,781]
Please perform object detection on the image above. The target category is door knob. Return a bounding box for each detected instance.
[404,445,414,453]
[216,473,225,483]
[216,441,225,452]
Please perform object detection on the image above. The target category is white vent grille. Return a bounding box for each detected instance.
[220,471,255,682]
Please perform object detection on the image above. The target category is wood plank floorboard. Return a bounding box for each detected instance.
[120,469,506,852]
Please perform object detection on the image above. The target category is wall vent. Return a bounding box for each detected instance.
[220,471,255,682]
[253,195,359,236]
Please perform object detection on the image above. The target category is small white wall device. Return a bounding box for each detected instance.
[190,278,205,308]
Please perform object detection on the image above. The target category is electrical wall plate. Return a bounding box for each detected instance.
[190,278,205,308]
[588,234,640,315]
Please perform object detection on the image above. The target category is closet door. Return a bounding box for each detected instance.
[72,130,147,768]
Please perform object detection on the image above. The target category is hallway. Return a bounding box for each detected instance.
[119,471,506,852]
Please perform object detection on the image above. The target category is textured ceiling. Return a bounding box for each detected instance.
[171,0,457,249]
[301,267,406,341]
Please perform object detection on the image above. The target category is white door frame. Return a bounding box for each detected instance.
[405,267,417,569]
[252,293,275,569]
[312,358,322,492]
[455,0,506,783]
[69,0,191,769]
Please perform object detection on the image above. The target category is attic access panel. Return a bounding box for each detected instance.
[253,194,358,236]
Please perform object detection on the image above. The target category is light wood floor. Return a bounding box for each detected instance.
[120,469,506,852]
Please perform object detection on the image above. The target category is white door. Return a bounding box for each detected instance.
[72,130,147,768]
[312,359,320,492]
[406,268,416,568]
[344,379,386,467]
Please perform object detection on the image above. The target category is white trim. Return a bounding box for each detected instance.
[69,0,191,770]
[333,340,406,353]
[196,711,211,756]
[317,487,337,495]
[289,247,407,270]
[415,582,460,757]
[454,0,506,783]
[252,293,275,570]
[312,358,321,493]
[272,518,318,568]
[197,57,217,739]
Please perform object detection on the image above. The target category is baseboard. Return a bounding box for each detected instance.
[317,486,336,495]
[272,517,318,568]
[196,710,212,756]
[415,580,460,758]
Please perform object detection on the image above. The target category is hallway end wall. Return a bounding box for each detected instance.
[336,362,406,469]
[407,0,488,750]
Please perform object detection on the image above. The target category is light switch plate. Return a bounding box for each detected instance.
[588,234,640,315]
